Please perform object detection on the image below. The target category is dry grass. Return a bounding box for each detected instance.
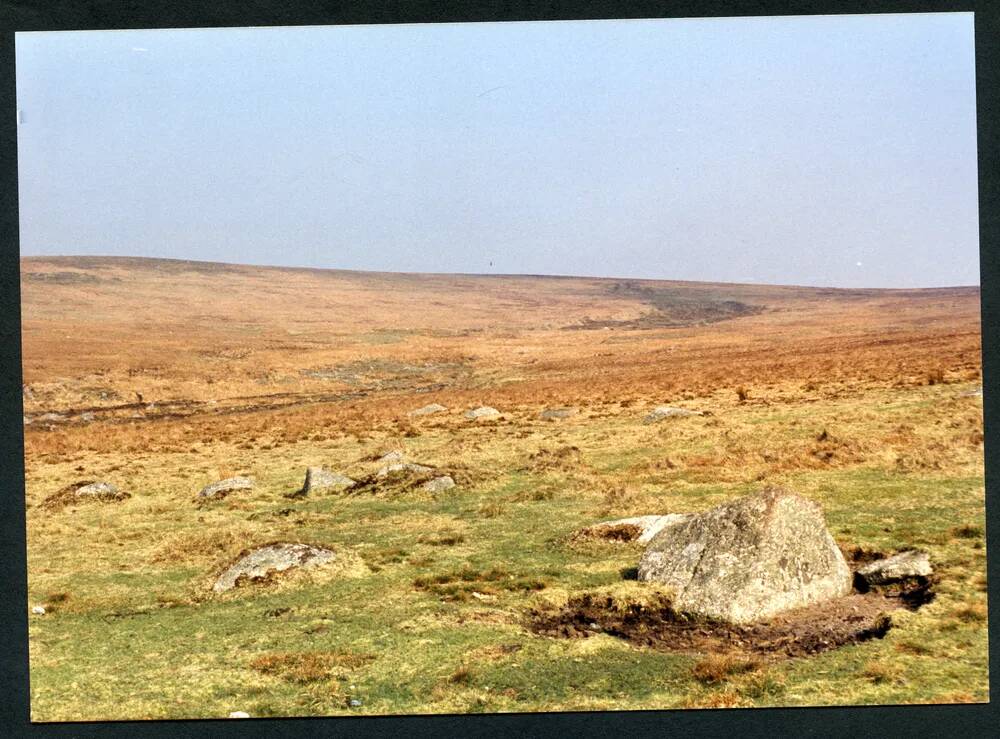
[20,257,987,719]
[250,651,375,684]
[691,654,765,685]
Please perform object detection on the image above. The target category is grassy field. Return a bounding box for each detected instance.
[21,256,986,720]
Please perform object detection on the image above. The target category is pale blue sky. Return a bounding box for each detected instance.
[15,14,979,287]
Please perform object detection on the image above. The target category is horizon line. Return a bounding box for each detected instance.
[20,253,982,293]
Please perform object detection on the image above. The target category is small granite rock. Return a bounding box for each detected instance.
[295,467,355,495]
[540,408,577,420]
[32,605,45,615]
[409,403,448,416]
[198,476,254,500]
[376,462,434,479]
[422,475,456,493]
[212,543,336,593]
[643,406,703,423]
[376,450,406,464]
[855,550,932,588]
[466,406,501,419]
[579,514,690,544]
[228,711,250,719]
[74,481,130,502]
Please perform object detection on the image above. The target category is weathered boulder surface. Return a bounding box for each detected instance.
[376,462,434,479]
[643,406,703,423]
[579,514,690,544]
[422,475,456,493]
[74,481,130,502]
[855,550,932,588]
[212,543,336,593]
[294,467,355,496]
[540,408,577,420]
[199,476,254,500]
[465,406,501,419]
[376,450,406,464]
[638,489,852,623]
[409,403,448,416]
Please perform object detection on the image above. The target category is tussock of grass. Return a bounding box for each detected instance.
[691,653,764,685]
[250,651,375,684]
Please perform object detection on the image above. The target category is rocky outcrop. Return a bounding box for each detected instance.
[638,489,852,624]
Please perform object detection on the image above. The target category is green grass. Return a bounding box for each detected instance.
[25,382,988,719]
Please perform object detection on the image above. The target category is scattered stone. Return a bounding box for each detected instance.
[228,711,250,719]
[74,481,130,502]
[577,514,691,544]
[42,480,128,509]
[855,550,932,589]
[540,408,577,420]
[643,406,703,423]
[292,467,355,496]
[376,462,434,479]
[212,543,337,593]
[32,606,45,615]
[80,412,96,422]
[376,450,405,464]
[198,476,254,500]
[422,475,456,493]
[638,488,852,624]
[465,406,501,420]
[349,699,362,708]
[409,403,448,416]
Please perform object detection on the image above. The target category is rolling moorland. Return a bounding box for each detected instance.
[21,255,986,719]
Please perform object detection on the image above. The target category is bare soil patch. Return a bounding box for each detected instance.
[528,574,934,658]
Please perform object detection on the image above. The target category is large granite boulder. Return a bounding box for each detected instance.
[212,543,336,593]
[638,489,851,623]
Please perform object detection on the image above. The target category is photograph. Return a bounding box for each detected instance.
[16,12,987,721]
